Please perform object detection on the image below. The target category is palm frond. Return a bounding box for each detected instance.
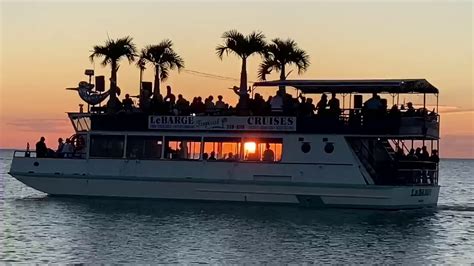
[263,38,311,79]
[140,39,185,81]
[257,59,276,81]
[160,67,169,81]
[216,29,265,59]
[90,36,137,67]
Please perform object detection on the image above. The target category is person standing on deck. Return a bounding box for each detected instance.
[262,143,275,162]
[316,94,328,115]
[215,95,226,111]
[328,92,341,118]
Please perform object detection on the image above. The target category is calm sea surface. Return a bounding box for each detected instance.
[1,149,473,263]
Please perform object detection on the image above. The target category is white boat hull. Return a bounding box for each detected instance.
[12,174,439,209]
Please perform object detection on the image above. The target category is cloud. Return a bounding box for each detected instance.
[439,108,474,114]
[5,118,70,133]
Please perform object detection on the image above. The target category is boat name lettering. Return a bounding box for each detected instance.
[150,116,195,125]
[410,188,432,197]
[247,117,294,126]
[148,116,296,131]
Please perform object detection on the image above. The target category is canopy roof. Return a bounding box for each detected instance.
[253,79,439,94]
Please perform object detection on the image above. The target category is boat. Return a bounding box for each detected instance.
[9,78,441,209]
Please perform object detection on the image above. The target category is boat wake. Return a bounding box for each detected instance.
[437,205,474,212]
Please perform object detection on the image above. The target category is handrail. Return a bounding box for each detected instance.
[13,150,86,159]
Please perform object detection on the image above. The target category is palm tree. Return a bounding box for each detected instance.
[138,39,184,98]
[136,57,146,92]
[216,30,266,96]
[258,38,310,92]
[89,36,137,106]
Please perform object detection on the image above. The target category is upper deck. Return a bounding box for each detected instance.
[70,79,440,139]
[68,110,439,139]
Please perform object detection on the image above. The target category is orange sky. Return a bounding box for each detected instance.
[0,1,473,158]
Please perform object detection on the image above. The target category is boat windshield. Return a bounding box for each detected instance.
[68,113,91,132]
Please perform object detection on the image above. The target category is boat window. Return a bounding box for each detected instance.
[243,138,283,162]
[164,136,201,160]
[90,135,125,158]
[203,137,241,161]
[126,136,163,159]
[69,115,91,132]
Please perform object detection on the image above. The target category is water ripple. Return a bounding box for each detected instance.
[1,150,473,263]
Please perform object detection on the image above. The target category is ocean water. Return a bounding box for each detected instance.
[0,149,473,263]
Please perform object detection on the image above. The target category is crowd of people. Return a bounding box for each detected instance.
[114,86,436,126]
[116,85,342,117]
[395,146,440,163]
[34,136,85,158]
[164,141,275,162]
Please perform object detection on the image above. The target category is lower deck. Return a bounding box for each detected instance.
[11,131,440,209]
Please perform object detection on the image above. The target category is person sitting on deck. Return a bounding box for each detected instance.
[364,93,382,110]
[56,138,64,157]
[262,143,275,162]
[389,104,400,115]
[226,152,235,161]
[61,138,74,158]
[415,147,422,159]
[405,102,415,116]
[36,136,48,158]
[420,146,430,161]
[209,151,216,160]
[395,146,405,160]
[407,148,417,160]
[430,149,440,163]
[122,94,134,111]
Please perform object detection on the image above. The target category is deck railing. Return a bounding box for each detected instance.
[13,150,86,159]
[86,110,439,137]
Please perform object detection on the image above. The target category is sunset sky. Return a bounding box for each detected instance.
[0,1,472,158]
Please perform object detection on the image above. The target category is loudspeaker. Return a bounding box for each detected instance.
[142,82,152,95]
[95,76,105,92]
[354,95,363,109]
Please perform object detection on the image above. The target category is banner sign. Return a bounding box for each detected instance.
[148,116,296,131]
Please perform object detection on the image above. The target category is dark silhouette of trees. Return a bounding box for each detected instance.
[138,39,184,98]
[258,38,310,92]
[216,30,267,97]
[90,36,137,111]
